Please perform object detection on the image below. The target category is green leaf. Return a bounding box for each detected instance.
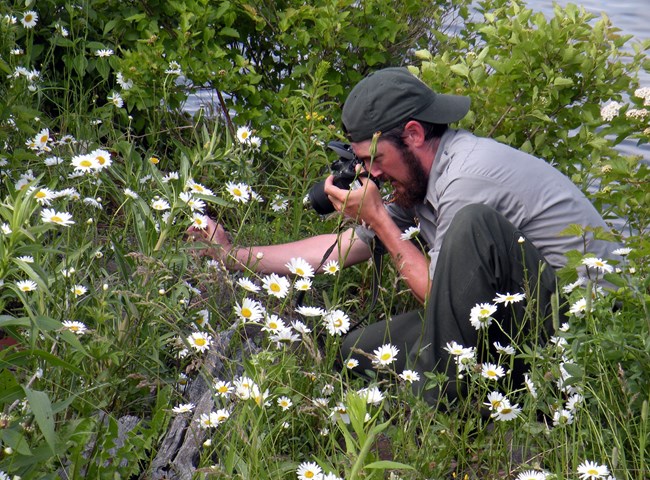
[364,460,415,470]
[0,428,33,456]
[24,388,59,454]
[553,76,574,87]
[450,64,470,77]
[219,27,240,38]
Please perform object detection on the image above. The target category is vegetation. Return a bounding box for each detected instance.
[0,0,648,478]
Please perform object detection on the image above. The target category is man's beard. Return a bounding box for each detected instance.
[391,146,428,209]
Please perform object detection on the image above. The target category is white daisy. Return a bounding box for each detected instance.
[124,188,139,199]
[469,302,497,330]
[31,187,56,205]
[116,72,133,90]
[108,91,124,108]
[322,260,340,275]
[295,305,326,317]
[71,285,87,297]
[172,403,195,414]
[552,408,574,427]
[294,278,312,291]
[277,396,293,411]
[493,292,525,305]
[291,320,311,334]
[21,10,38,28]
[95,49,114,57]
[372,343,399,367]
[359,386,384,405]
[71,154,98,172]
[493,341,515,355]
[582,257,614,274]
[237,277,260,293]
[225,181,250,203]
[286,257,315,278]
[62,320,87,335]
[345,358,359,369]
[515,469,548,480]
[187,331,212,352]
[492,399,521,421]
[41,209,75,227]
[151,198,171,211]
[213,380,233,397]
[262,314,286,334]
[191,213,209,230]
[234,297,264,323]
[261,273,290,298]
[322,309,351,336]
[481,362,506,380]
[269,327,300,347]
[236,126,252,144]
[296,461,322,480]
[185,179,215,196]
[399,370,421,383]
[400,225,420,240]
[611,247,632,256]
[483,391,505,411]
[577,460,609,480]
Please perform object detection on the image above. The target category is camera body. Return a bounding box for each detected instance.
[308,141,365,215]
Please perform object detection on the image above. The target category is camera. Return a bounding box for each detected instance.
[308,141,374,215]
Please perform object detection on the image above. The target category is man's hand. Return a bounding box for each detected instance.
[323,175,385,228]
[186,217,232,260]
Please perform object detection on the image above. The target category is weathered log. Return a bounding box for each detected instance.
[149,327,257,480]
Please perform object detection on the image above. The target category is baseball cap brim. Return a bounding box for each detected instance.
[342,67,470,142]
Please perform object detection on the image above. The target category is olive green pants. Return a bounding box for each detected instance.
[341,204,558,405]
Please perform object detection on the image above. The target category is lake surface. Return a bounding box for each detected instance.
[525,0,649,160]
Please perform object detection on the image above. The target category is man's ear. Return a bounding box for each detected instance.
[403,120,426,147]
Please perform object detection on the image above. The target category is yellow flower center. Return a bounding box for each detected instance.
[241,307,252,318]
[295,268,304,275]
[270,283,281,292]
[269,322,278,329]
[381,353,391,361]
[333,318,343,328]
[149,157,159,164]
[69,325,79,332]
[36,191,46,198]
[96,155,107,165]
[80,160,92,167]
[233,188,242,196]
[51,216,63,223]
[195,338,206,347]
[194,185,204,192]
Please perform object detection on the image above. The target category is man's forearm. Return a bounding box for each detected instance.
[223,230,372,275]
[367,213,431,303]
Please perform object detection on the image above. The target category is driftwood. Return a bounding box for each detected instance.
[149,326,256,480]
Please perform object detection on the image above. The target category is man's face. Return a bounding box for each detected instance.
[351,138,428,208]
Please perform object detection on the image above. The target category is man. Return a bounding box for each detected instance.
[190,67,618,404]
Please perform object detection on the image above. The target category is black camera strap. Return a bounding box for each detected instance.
[295,234,383,332]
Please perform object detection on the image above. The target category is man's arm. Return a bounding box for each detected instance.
[324,177,431,303]
[188,218,372,275]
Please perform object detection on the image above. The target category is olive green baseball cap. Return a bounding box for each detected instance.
[342,67,470,142]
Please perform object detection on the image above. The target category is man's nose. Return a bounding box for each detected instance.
[364,161,382,178]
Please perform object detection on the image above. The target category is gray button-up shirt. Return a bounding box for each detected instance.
[357,129,617,279]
